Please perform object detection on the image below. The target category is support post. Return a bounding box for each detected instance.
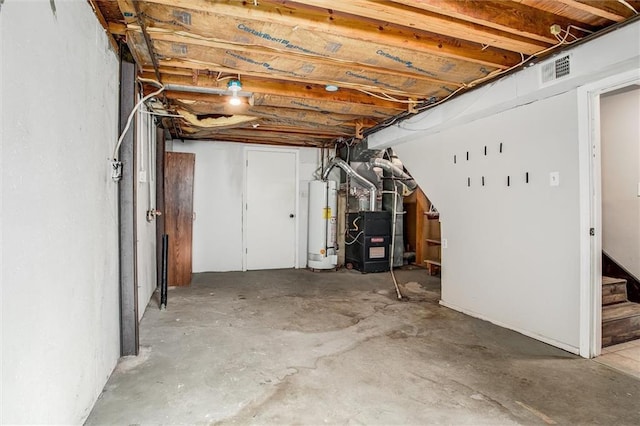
[118,46,139,356]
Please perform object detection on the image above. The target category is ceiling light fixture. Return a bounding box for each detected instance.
[162,83,253,104]
[228,79,243,105]
[325,84,339,92]
[227,79,242,92]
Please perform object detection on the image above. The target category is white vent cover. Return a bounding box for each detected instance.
[541,54,572,84]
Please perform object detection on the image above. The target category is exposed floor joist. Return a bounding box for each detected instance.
[91,0,639,147]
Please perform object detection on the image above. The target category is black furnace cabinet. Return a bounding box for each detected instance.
[345,211,391,273]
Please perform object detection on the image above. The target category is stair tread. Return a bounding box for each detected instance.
[603,276,627,285]
[603,301,640,322]
[602,279,628,305]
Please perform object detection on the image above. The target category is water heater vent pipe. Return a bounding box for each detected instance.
[369,158,417,191]
[322,158,377,211]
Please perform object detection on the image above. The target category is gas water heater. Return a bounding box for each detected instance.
[307,180,338,270]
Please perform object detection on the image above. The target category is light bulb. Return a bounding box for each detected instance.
[229,94,242,106]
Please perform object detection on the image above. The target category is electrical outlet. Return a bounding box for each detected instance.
[549,171,560,187]
[139,170,147,183]
[442,238,448,249]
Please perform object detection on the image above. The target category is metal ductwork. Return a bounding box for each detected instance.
[369,158,417,191]
[369,156,415,268]
[322,158,377,211]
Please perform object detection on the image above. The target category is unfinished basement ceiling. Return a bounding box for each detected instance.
[91,0,640,147]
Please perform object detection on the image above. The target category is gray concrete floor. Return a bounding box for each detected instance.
[87,268,640,425]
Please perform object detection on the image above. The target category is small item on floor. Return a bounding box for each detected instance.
[403,251,416,265]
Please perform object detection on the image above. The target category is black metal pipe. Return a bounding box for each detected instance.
[160,234,168,310]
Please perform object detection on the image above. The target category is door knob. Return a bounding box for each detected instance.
[289,214,295,218]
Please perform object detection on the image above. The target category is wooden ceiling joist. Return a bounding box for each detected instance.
[555,0,632,22]
[276,0,551,54]
[389,0,597,42]
[137,0,524,68]
[88,0,120,52]
[143,72,407,112]
[180,127,332,144]
[137,32,464,89]
[252,94,397,118]
[239,124,352,137]
[93,0,636,146]
[170,129,326,146]
[130,3,504,83]
[148,39,455,97]
[151,56,443,99]
[135,26,474,87]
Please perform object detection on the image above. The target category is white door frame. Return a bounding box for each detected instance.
[242,146,300,271]
[577,69,640,358]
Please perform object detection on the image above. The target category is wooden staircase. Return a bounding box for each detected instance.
[602,276,640,347]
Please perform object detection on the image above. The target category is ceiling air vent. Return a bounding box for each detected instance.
[541,54,572,84]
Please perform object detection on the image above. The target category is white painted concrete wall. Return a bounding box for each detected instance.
[0,4,4,417]
[136,107,158,318]
[1,1,120,424]
[600,88,640,278]
[172,141,319,271]
[369,21,640,353]
[392,92,582,349]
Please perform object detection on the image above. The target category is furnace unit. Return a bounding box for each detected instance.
[345,211,391,273]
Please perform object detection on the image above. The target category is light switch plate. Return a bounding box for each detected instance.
[549,171,560,187]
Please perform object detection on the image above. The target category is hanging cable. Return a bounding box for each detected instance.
[112,79,165,161]
[618,0,638,14]
[139,110,184,118]
[356,89,423,104]
[352,215,360,231]
[568,24,595,34]
[345,231,363,245]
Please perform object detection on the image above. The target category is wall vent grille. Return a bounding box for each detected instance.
[541,54,572,84]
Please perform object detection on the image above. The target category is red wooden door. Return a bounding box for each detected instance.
[164,152,195,286]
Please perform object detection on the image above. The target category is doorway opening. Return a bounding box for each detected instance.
[595,84,640,377]
[579,71,639,373]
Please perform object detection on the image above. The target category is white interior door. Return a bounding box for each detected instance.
[245,149,297,270]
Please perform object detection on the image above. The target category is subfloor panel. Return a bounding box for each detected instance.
[87,268,640,425]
